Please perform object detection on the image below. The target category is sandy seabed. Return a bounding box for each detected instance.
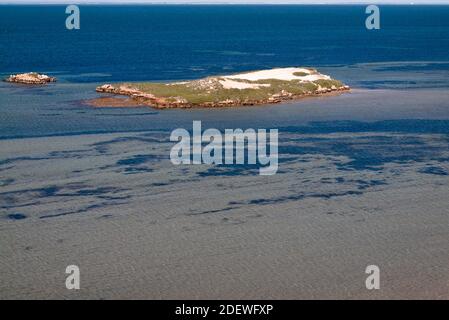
[0,130,448,299]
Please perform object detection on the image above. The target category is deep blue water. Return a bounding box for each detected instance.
[1,5,449,139]
[1,5,449,81]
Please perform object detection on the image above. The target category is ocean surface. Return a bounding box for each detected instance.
[1,5,449,299]
[0,5,449,139]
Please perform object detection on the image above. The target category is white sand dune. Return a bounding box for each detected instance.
[219,78,271,89]
[169,67,334,91]
[225,67,331,82]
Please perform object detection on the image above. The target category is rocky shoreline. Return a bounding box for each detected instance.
[4,72,56,85]
[95,67,350,109]
[96,84,190,108]
[96,83,350,109]
[3,69,349,107]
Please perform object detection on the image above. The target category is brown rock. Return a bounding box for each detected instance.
[5,72,56,85]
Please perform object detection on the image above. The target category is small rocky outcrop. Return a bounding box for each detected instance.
[5,72,56,85]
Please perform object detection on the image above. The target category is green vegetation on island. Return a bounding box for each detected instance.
[95,67,349,109]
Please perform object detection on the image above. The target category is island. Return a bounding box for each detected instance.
[5,72,56,85]
[95,67,350,109]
